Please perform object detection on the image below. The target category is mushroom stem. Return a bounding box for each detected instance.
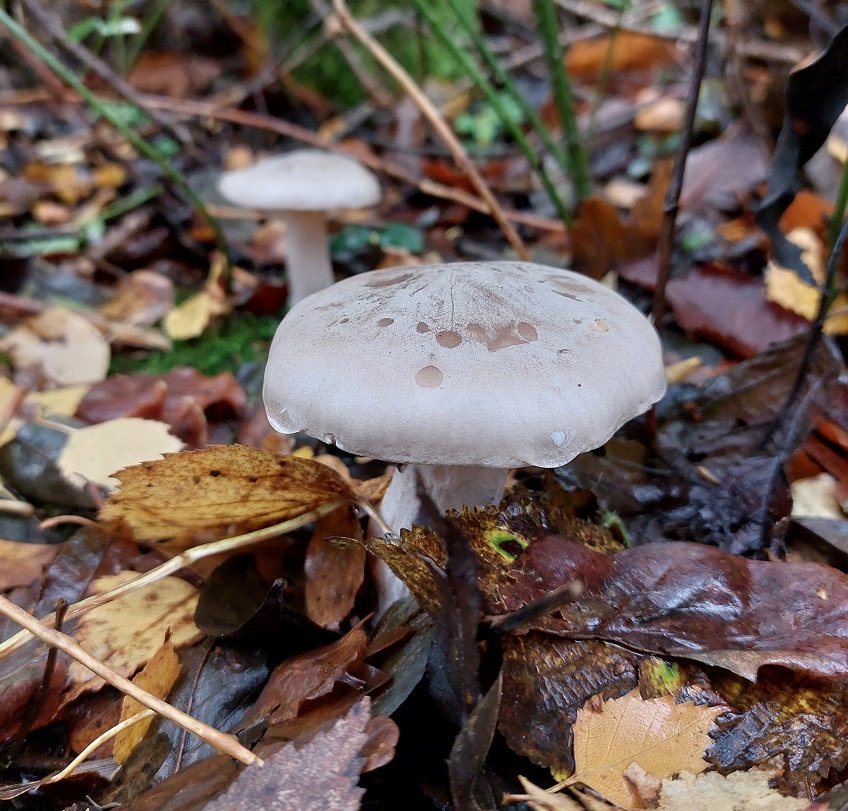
[379,463,510,533]
[282,210,334,304]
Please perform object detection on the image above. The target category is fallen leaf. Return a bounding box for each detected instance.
[114,641,182,763]
[99,445,354,542]
[791,473,844,518]
[67,571,201,700]
[657,769,809,810]
[0,307,110,386]
[98,270,174,326]
[0,539,57,589]
[566,689,722,808]
[305,505,366,630]
[57,418,184,490]
[566,31,677,77]
[205,698,372,811]
[667,265,808,358]
[163,253,231,340]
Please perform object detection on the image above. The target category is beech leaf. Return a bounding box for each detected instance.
[566,689,723,809]
[657,770,809,810]
[99,445,354,541]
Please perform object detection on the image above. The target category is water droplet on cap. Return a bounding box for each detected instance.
[551,430,567,447]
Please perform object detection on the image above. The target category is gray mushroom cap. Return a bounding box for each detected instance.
[263,261,666,468]
[217,149,381,211]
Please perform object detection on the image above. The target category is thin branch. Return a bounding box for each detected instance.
[0,6,230,263]
[16,0,190,145]
[0,593,260,766]
[329,0,530,259]
[0,500,346,659]
[651,0,715,325]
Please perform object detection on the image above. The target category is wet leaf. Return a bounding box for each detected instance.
[565,690,722,808]
[0,540,57,589]
[666,265,807,358]
[500,636,639,776]
[98,270,174,326]
[99,446,353,542]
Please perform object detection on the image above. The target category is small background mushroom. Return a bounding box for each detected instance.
[218,149,381,304]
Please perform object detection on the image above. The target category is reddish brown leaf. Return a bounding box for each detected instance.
[666,265,808,358]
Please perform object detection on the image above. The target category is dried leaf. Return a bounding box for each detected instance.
[0,539,57,589]
[98,270,174,326]
[67,572,200,700]
[205,698,372,811]
[0,307,110,385]
[114,642,182,763]
[99,446,354,542]
[657,770,808,810]
[566,31,676,76]
[305,506,366,630]
[57,418,184,491]
[566,690,722,809]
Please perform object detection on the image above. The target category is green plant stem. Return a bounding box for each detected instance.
[0,6,230,268]
[829,155,848,246]
[443,0,570,173]
[412,0,572,225]
[533,0,591,203]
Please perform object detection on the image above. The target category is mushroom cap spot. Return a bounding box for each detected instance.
[436,330,462,348]
[264,261,666,468]
[415,365,443,387]
[378,318,394,327]
[217,148,381,211]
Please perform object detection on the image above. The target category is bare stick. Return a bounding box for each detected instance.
[0,594,260,766]
[0,500,345,660]
[329,0,530,259]
[651,0,714,325]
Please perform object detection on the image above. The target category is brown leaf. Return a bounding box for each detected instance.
[0,540,57,589]
[98,270,174,326]
[251,625,368,726]
[305,506,366,630]
[205,698,372,811]
[566,31,677,77]
[667,265,808,358]
[99,446,353,542]
[565,690,722,808]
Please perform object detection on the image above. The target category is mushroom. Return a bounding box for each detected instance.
[263,261,666,533]
[218,149,381,305]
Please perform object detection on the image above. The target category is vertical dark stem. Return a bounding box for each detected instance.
[651,0,715,325]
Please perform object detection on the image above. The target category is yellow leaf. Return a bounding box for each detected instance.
[163,252,231,340]
[58,418,184,491]
[67,572,200,701]
[565,690,723,810]
[765,227,848,334]
[114,642,181,764]
[99,445,355,542]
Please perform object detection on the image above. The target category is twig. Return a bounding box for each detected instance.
[0,500,345,659]
[829,149,848,246]
[651,0,715,325]
[412,0,573,226]
[533,0,591,204]
[329,0,530,259]
[0,593,260,766]
[16,0,191,146]
[0,7,230,264]
[0,709,154,800]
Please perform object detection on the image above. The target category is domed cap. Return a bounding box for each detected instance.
[218,149,381,211]
[263,261,666,468]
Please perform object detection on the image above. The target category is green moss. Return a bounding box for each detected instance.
[109,312,279,377]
